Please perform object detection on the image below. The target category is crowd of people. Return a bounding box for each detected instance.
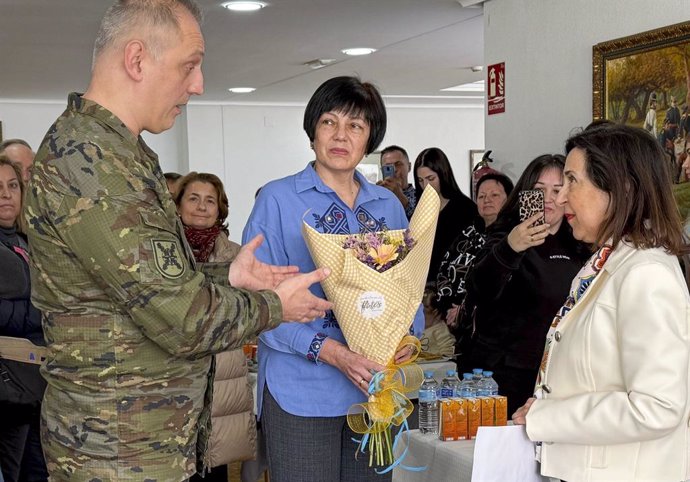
[0,1,689,481]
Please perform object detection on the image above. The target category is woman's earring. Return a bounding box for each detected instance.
[310,142,314,150]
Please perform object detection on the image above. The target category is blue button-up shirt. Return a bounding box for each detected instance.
[243,162,425,417]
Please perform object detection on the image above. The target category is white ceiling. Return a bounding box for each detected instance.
[0,0,485,106]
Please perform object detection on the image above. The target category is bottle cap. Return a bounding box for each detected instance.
[463,373,473,379]
[472,368,483,374]
[483,370,493,376]
[446,369,455,376]
[424,370,434,378]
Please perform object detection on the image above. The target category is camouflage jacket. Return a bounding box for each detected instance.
[24,93,282,481]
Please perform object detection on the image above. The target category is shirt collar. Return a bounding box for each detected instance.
[294,161,385,204]
[67,93,140,147]
[67,92,161,177]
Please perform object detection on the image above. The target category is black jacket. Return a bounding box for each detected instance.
[0,227,44,346]
[427,194,478,283]
[465,217,588,370]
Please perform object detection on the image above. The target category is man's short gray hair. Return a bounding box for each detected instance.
[92,0,203,67]
[0,138,32,154]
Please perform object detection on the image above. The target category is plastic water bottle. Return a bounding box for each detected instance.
[440,369,457,398]
[459,372,477,398]
[452,371,462,396]
[419,371,439,435]
[476,375,490,397]
[482,370,499,396]
[472,368,484,385]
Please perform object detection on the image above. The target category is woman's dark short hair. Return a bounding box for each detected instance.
[476,172,514,198]
[565,123,685,254]
[303,76,387,155]
[496,154,565,227]
[174,172,229,231]
[413,147,467,201]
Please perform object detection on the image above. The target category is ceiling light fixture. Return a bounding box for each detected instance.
[341,47,376,56]
[442,80,485,93]
[228,87,256,93]
[303,58,337,70]
[221,1,266,12]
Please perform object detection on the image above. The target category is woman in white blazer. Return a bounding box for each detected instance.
[513,123,690,482]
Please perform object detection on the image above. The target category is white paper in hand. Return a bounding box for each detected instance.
[471,425,547,482]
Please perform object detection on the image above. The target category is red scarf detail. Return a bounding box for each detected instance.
[183,224,221,262]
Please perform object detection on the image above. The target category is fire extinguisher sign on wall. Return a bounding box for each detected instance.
[487,62,505,115]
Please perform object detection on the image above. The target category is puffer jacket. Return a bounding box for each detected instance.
[207,234,256,465]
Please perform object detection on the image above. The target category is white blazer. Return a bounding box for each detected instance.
[526,242,690,482]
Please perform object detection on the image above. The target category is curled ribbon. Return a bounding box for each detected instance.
[347,335,427,473]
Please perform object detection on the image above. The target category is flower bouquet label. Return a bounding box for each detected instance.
[358,291,386,319]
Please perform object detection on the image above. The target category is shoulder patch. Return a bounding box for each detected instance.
[152,239,185,279]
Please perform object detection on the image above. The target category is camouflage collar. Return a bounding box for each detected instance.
[68,92,140,149]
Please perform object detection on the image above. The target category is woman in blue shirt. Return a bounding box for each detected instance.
[243,76,424,481]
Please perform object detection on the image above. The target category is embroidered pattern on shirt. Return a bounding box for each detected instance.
[313,204,348,234]
[306,332,328,363]
[355,206,386,232]
[322,310,339,330]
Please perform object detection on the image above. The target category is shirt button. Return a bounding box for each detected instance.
[543,384,552,394]
[554,331,561,342]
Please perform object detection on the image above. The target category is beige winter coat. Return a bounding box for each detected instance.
[207,234,257,466]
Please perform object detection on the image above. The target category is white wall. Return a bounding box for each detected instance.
[0,100,187,174]
[0,102,65,150]
[1,100,484,240]
[188,104,484,239]
[483,0,686,179]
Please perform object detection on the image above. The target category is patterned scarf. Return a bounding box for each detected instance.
[534,242,613,398]
[183,224,221,262]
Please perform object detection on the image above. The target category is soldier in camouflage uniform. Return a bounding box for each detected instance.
[23,1,331,480]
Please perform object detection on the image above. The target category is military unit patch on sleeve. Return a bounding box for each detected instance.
[151,239,185,279]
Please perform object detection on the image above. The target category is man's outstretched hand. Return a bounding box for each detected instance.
[229,234,333,323]
[274,268,333,322]
[228,234,299,291]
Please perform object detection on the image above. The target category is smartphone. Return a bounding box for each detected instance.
[381,164,395,179]
[518,189,546,226]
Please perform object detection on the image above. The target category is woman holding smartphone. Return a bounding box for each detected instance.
[464,154,589,415]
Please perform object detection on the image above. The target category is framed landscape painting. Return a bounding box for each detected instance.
[593,21,690,182]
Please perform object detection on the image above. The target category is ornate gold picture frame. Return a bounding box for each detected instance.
[593,22,690,183]
[593,21,690,121]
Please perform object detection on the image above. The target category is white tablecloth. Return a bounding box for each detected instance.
[393,430,475,482]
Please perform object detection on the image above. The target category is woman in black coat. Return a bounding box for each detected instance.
[464,154,589,415]
[413,147,478,284]
[0,155,47,482]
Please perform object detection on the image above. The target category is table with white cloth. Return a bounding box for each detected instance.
[392,430,475,482]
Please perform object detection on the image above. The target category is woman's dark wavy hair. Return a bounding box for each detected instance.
[174,171,229,232]
[565,123,685,254]
[303,76,387,155]
[413,147,469,201]
[492,154,565,231]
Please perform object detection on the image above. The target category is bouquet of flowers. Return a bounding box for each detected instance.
[342,229,416,273]
[302,185,440,471]
[303,185,438,364]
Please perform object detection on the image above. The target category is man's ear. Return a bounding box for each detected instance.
[123,40,146,82]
